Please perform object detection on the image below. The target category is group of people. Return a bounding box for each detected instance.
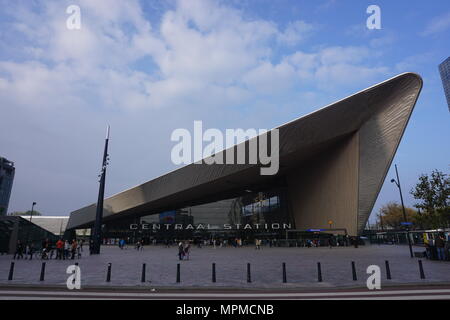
[135,240,144,251]
[13,238,84,260]
[426,234,449,261]
[178,241,191,260]
[55,239,83,260]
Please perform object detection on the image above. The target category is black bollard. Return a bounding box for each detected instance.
[40,262,46,281]
[106,263,112,282]
[385,260,392,280]
[317,262,322,282]
[418,260,425,279]
[351,261,357,281]
[176,263,180,283]
[141,263,146,283]
[8,262,14,281]
[282,263,287,283]
[247,263,251,283]
[212,263,216,283]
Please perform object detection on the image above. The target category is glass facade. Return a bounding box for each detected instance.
[0,216,59,254]
[439,56,450,112]
[101,187,295,245]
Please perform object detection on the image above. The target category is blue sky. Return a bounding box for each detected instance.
[0,0,449,223]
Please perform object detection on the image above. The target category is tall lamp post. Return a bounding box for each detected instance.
[25,201,37,245]
[390,164,414,258]
[30,201,36,223]
[91,126,110,255]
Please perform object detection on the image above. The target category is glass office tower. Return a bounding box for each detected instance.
[0,157,15,216]
[439,56,450,112]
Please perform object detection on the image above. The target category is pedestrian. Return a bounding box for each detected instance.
[24,243,30,260]
[255,238,260,250]
[27,243,35,260]
[79,239,84,252]
[71,239,78,259]
[55,238,64,260]
[64,240,70,259]
[178,242,184,260]
[184,242,190,260]
[435,234,445,261]
[13,240,24,259]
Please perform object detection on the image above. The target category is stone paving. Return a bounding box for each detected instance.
[1,244,449,289]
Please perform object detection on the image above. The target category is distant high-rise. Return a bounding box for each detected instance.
[0,157,15,216]
[438,56,450,111]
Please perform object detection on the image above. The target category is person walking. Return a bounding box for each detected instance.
[27,243,35,260]
[13,240,24,259]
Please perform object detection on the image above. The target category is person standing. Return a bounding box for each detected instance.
[24,243,30,260]
[71,239,78,260]
[435,235,445,261]
[178,242,184,261]
[64,240,70,260]
[184,242,191,260]
[56,239,64,260]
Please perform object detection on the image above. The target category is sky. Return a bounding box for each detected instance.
[0,0,449,223]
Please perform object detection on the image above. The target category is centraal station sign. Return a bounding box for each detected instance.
[130,223,292,231]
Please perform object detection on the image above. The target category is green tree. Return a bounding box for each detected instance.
[377,202,418,229]
[410,169,450,229]
[10,210,42,216]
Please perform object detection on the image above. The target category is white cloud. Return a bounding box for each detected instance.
[284,46,389,89]
[0,0,389,112]
[277,20,314,46]
[421,11,450,36]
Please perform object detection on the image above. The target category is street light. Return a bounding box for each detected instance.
[25,201,37,246]
[30,202,36,223]
[390,164,414,258]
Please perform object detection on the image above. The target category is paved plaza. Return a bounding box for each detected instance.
[1,244,449,289]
